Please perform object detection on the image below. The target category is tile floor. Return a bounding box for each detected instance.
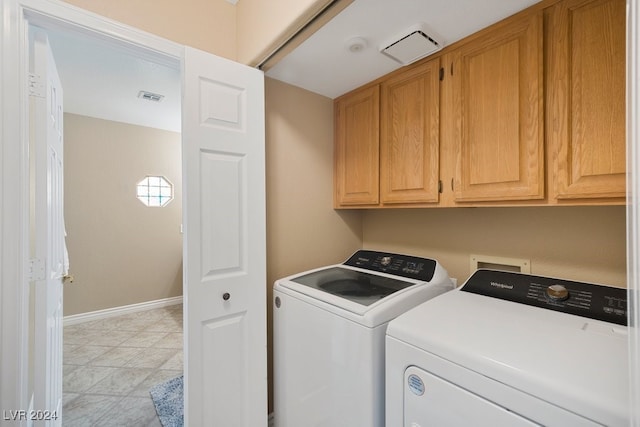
[62,304,183,427]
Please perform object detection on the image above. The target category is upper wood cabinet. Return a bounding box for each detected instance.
[449,12,545,203]
[380,58,441,205]
[547,0,626,201]
[333,0,626,209]
[334,85,380,207]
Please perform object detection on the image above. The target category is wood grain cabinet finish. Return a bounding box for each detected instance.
[332,0,626,209]
[380,58,441,204]
[334,85,380,206]
[547,0,626,201]
[450,12,544,202]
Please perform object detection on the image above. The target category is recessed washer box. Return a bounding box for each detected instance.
[470,254,531,274]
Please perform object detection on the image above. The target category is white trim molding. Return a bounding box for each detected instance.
[1,0,32,415]
[63,296,183,326]
[627,0,640,424]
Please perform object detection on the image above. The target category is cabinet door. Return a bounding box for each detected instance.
[451,12,544,202]
[380,58,440,204]
[547,0,626,201]
[334,85,380,207]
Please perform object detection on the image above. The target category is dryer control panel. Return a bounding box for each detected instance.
[344,250,437,282]
[461,269,627,326]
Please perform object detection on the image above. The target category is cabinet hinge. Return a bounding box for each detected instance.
[28,73,45,98]
[439,67,444,81]
[438,180,443,193]
[29,258,45,281]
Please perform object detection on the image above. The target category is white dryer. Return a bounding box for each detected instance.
[386,269,629,426]
[273,250,453,427]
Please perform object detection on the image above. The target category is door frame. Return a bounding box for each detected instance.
[0,0,183,415]
[628,0,640,423]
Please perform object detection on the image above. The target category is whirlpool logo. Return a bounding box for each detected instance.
[490,281,513,290]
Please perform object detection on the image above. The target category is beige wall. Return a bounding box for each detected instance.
[63,114,183,316]
[62,0,237,60]
[363,206,627,288]
[265,78,362,409]
[237,0,333,65]
[62,0,334,66]
[265,78,362,280]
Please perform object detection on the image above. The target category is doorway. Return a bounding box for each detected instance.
[3,1,268,424]
[33,23,184,424]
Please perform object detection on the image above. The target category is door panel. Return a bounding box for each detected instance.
[200,151,243,275]
[452,12,544,202]
[32,29,65,427]
[380,58,440,204]
[548,0,626,200]
[201,313,247,425]
[182,46,267,426]
[334,85,380,206]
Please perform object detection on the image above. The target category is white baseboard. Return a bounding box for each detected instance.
[63,296,183,326]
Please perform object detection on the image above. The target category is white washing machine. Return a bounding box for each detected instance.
[273,250,453,427]
[386,269,629,427]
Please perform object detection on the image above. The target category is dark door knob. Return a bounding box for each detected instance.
[222,292,231,301]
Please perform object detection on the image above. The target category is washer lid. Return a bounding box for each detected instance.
[290,266,414,306]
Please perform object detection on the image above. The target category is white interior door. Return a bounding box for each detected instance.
[31,29,65,426]
[182,46,267,426]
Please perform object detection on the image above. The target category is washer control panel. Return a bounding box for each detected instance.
[344,250,437,282]
[461,269,627,326]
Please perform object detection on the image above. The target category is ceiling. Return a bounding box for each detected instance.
[44,26,181,133]
[42,0,541,132]
[266,0,541,99]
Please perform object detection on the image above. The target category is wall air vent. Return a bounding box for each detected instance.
[137,90,164,102]
[380,23,443,66]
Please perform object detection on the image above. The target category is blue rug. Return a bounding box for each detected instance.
[150,375,184,427]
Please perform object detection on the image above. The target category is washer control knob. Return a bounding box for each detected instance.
[381,256,392,266]
[546,284,569,301]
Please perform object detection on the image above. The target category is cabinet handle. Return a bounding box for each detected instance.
[451,178,454,191]
[223,292,231,301]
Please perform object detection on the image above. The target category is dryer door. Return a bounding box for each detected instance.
[404,366,537,427]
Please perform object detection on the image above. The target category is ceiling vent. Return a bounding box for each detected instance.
[380,23,443,66]
[137,90,164,102]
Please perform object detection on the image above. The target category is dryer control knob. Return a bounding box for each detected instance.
[546,284,569,301]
